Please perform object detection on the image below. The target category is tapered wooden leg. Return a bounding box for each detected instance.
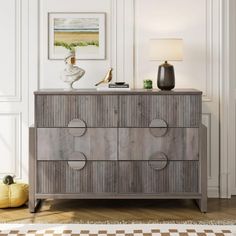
[29,194,36,213]
[195,197,207,213]
[29,198,41,213]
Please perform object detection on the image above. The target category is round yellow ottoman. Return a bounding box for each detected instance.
[0,183,29,208]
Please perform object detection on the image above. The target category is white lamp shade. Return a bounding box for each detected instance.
[149,39,183,61]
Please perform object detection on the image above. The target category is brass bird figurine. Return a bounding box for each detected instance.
[95,68,113,86]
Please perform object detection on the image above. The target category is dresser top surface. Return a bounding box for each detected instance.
[34,88,202,95]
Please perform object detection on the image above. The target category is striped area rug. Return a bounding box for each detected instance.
[0,224,235,236]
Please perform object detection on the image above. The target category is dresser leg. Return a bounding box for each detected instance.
[29,195,35,213]
[195,197,207,213]
[29,198,41,213]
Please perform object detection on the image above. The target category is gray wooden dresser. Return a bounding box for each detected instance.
[29,89,207,213]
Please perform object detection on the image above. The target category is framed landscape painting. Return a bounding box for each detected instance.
[48,12,106,60]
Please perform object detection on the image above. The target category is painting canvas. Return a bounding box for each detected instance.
[49,13,105,60]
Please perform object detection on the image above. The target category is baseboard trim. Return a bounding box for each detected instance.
[208,186,220,198]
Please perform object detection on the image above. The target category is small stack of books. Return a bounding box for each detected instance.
[97,82,131,91]
[109,82,129,89]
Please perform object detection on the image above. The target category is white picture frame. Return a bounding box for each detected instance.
[48,12,106,60]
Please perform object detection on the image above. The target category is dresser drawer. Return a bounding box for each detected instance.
[37,128,117,161]
[119,95,201,127]
[118,161,199,194]
[37,161,117,194]
[35,95,118,127]
[119,128,199,161]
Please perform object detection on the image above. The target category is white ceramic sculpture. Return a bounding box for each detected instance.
[60,49,85,90]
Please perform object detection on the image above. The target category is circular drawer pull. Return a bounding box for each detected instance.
[68,119,87,137]
[149,119,168,137]
[68,152,86,170]
[148,152,168,171]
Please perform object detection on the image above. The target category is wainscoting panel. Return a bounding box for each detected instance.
[202,114,212,179]
[229,0,236,196]
[233,101,236,195]
[0,0,21,102]
[228,99,236,195]
[0,0,31,182]
[0,113,21,178]
[131,0,221,197]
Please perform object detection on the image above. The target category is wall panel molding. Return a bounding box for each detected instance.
[203,0,214,101]
[228,0,236,196]
[0,0,31,182]
[0,113,22,179]
[115,0,134,85]
[233,102,236,194]
[202,112,220,196]
[110,0,117,81]
[0,0,22,102]
[208,186,220,198]
[219,0,233,198]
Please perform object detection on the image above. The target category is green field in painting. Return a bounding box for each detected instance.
[54,31,99,48]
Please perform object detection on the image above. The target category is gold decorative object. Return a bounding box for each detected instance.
[95,68,113,86]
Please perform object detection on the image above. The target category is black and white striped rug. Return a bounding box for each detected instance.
[0,224,235,236]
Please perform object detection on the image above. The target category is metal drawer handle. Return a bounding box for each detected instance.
[149,119,168,137]
[148,152,168,171]
[68,152,87,170]
[68,119,87,137]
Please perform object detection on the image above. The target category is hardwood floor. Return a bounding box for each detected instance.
[0,198,236,224]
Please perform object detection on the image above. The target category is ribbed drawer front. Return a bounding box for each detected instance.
[35,95,118,127]
[37,161,117,194]
[37,128,117,161]
[119,95,201,127]
[118,161,199,194]
[119,128,199,160]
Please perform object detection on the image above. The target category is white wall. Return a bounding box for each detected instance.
[39,0,112,89]
[132,0,221,197]
[39,0,134,89]
[0,0,233,198]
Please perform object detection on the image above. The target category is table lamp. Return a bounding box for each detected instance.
[149,39,183,90]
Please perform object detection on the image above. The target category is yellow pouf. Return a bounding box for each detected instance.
[0,183,29,208]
